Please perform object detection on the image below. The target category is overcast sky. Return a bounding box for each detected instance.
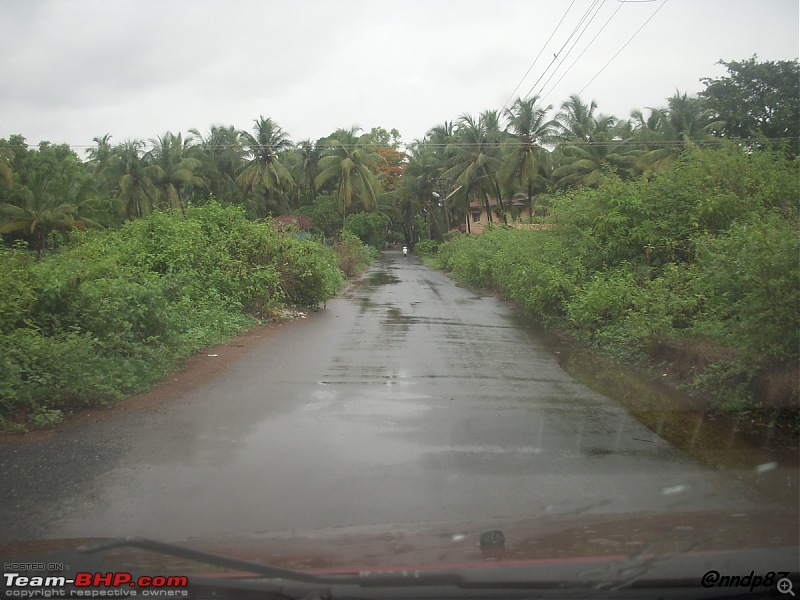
[1,0,797,151]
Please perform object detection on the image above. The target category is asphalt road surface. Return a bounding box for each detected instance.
[0,250,776,543]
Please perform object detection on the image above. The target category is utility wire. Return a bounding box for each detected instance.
[525,0,598,98]
[533,0,608,100]
[541,0,625,103]
[578,0,668,96]
[501,0,577,112]
[2,139,774,153]
[522,0,606,101]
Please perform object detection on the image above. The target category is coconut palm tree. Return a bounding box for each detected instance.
[499,96,556,218]
[442,113,504,226]
[622,107,677,175]
[105,140,160,219]
[551,95,630,189]
[623,94,723,177]
[554,94,601,143]
[314,138,384,225]
[416,121,459,232]
[287,139,321,207]
[665,91,723,142]
[236,116,293,216]
[0,147,13,189]
[0,170,97,254]
[147,132,205,212]
[401,143,446,240]
[188,124,246,205]
[427,121,455,147]
[85,134,114,178]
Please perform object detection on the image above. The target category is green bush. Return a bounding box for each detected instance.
[333,231,376,277]
[691,213,800,365]
[278,239,345,306]
[344,212,390,249]
[566,267,642,336]
[0,201,347,430]
[411,239,438,256]
[0,243,37,334]
[435,147,800,417]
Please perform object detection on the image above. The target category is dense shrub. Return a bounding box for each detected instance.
[410,239,438,256]
[277,238,343,306]
[0,202,347,430]
[435,147,799,416]
[333,231,377,278]
[344,212,390,250]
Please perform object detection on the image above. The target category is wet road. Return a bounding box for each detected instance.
[0,250,778,543]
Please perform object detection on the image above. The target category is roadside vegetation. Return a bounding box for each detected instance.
[0,202,349,431]
[434,146,798,423]
[1,56,797,428]
[404,57,799,426]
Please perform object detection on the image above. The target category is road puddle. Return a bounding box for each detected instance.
[505,313,798,507]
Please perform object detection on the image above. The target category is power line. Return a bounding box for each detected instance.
[578,0,668,96]
[522,0,604,101]
[501,0,577,112]
[532,0,608,100]
[1,138,772,155]
[541,0,625,103]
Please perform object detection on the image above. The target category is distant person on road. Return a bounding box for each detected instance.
[402,245,408,257]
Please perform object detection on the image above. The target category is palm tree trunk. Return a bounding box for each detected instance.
[483,191,493,225]
[466,196,471,234]
[494,179,507,225]
[527,186,533,220]
[35,226,43,257]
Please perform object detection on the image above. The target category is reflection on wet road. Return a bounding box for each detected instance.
[0,251,796,543]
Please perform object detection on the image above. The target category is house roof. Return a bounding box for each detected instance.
[274,214,313,231]
[468,198,528,211]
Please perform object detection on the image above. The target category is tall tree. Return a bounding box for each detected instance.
[188,124,246,205]
[402,139,448,240]
[554,94,601,143]
[287,139,321,206]
[0,170,96,254]
[551,95,628,189]
[105,140,160,219]
[422,121,456,233]
[314,136,384,225]
[236,116,293,216]
[499,96,556,217]
[85,134,115,179]
[427,121,455,148]
[360,126,402,147]
[622,93,722,177]
[0,147,13,189]
[442,113,504,226]
[147,132,205,212]
[699,56,800,155]
[623,107,675,175]
[665,91,722,142]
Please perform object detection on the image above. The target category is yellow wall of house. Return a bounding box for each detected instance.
[465,201,537,234]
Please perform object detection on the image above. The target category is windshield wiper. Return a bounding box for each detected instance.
[77,537,465,586]
[80,537,365,585]
[80,538,785,600]
[78,538,630,598]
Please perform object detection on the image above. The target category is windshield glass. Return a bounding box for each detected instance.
[1,1,798,598]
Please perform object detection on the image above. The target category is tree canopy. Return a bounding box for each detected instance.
[1,56,796,253]
[699,56,800,155]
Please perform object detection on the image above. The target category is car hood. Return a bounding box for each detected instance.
[1,508,797,577]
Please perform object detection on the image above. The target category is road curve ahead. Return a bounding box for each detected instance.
[1,250,767,543]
